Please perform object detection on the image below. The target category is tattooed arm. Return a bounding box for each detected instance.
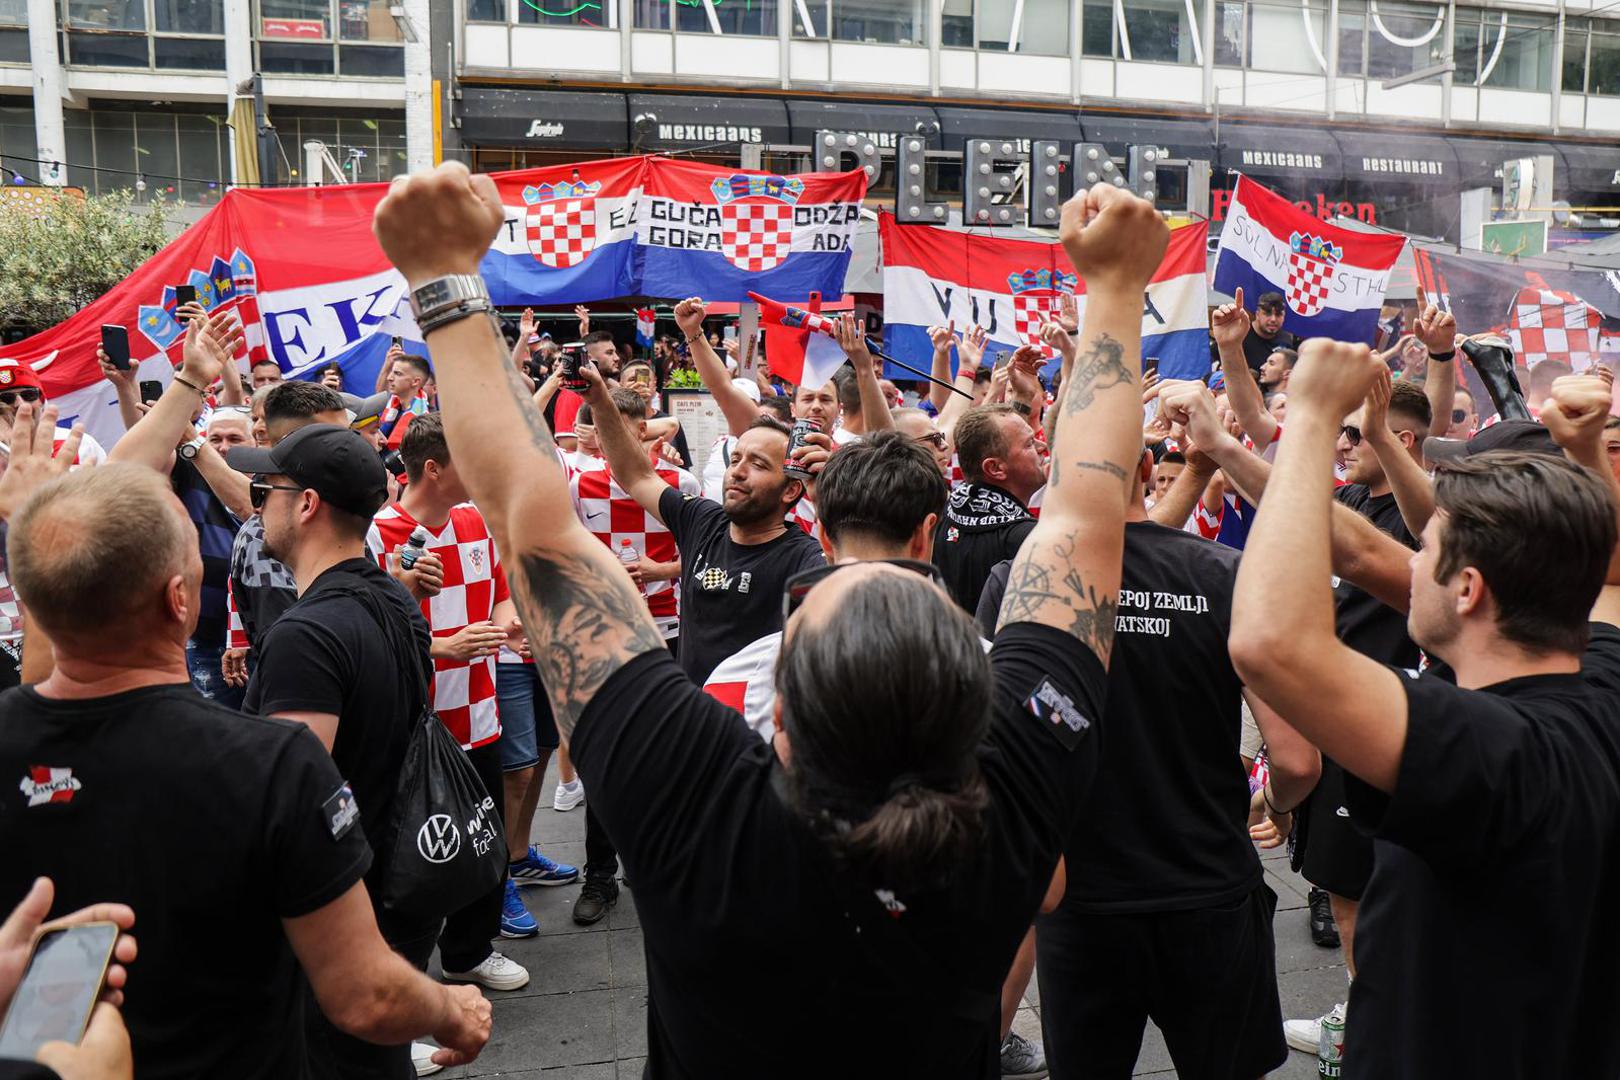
[372,164,664,738]
[996,187,1168,667]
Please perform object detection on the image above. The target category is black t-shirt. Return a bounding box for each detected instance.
[1332,484,1420,669]
[0,685,372,1079]
[172,459,241,649]
[933,483,1037,614]
[1212,327,1299,373]
[245,557,431,886]
[570,622,1105,1078]
[978,523,1256,912]
[1338,625,1620,1079]
[657,488,826,682]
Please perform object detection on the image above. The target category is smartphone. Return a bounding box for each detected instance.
[993,350,1012,371]
[723,325,738,343]
[140,380,164,405]
[100,325,131,371]
[0,922,119,1059]
[391,335,402,349]
[1143,357,1160,378]
[174,284,197,307]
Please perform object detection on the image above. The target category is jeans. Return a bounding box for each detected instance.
[186,640,246,711]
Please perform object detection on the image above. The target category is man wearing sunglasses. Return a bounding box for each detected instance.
[371,162,1163,1078]
[0,358,106,467]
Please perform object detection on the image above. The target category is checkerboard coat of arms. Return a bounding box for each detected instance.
[712,174,805,273]
[1286,231,1342,318]
[1008,268,1078,357]
[524,180,602,269]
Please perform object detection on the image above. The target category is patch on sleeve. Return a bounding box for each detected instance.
[322,782,360,841]
[1024,678,1092,750]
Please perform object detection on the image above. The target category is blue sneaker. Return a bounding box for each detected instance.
[499,879,539,939]
[510,846,581,887]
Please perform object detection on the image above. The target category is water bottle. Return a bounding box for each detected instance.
[618,538,644,596]
[1317,1003,1346,1078]
[399,525,431,571]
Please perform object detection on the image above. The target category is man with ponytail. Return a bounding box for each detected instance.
[372,163,1166,1079]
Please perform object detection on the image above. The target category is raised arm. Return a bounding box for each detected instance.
[374,342,402,393]
[1209,288,1276,446]
[835,314,894,434]
[927,322,956,412]
[1228,341,1408,793]
[937,325,987,442]
[678,297,758,437]
[584,364,674,525]
[108,311,242,472]
[1541,371,1620,624]
[1360,365,1435,537]
[372,163,664,738]
[1146,443,1216,528]
[97,350,143,433]
[995,187,1167,665]
[1413,293,1459,440]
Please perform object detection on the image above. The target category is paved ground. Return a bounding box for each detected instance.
[430,759,1346,1079]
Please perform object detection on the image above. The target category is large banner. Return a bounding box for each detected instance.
[0,157,867,450]
[1414,247,1620,364]
[880,213,1210,381]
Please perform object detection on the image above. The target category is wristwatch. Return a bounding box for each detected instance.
[178,436,205,460]
[409,274,493,335]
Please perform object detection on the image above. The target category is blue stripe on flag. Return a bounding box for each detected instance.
[1212,250,1381,345]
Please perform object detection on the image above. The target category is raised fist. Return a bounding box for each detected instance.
[1058,185,1168,295]
[372,162,504,289]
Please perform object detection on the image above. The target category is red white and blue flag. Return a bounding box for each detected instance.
[749,291,848,390]
[1214,175,1406,345]
[879,214,1210,382]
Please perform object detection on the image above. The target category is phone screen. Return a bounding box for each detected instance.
[174,285,197,306]
[0,923,118,1059]
[1143,357,1160,378]
[101,325,131,371]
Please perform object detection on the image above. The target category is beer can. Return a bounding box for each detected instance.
[1317,1004,1346,1078]
[784,418,818,480]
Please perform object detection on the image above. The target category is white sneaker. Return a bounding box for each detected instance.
[1284,1003,1343,1054]
[442,950,530,992]
[553,778,584,811]
[411,1042,444,1076]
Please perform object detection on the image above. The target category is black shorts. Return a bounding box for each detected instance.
[1299,757,1373,900]
[1036,884,1286,1080]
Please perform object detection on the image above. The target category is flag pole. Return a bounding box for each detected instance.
[864,336,974,401]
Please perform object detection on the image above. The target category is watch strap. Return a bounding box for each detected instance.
[410,274,493,335]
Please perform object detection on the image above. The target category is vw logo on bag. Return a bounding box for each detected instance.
[416,813,462,864]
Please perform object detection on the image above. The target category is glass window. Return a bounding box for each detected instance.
[1562,17,1588,94]
[156,0,225,33]
[467,0,505,19]
[974,0,1064,54]
[1482,13,1553,91]
[0,106,39,183]
[0,28,27,60]
[68,32,151,65]
[1336,0,1364,77]
[135,114,179,199]
[69,0,145,30]
[177,114,224,203]
[65,110,96,192]
[1212,0,1242,66]
[1248,0,1327,74]
[260,0,331,40]
[156,38,226,67]
[1122,0,1195,64]
[941,0,970,46]
[1588,27,1620,97]
[1365,0,1444,80]
[339,43,403,73]
[1080,0,1112,56]
[259,41,335,71]
[831,0,922,45]
[1453,8,1479,84]
[92,112,138,190]
[339,0,402,40]
[520,0,611,28]
[0,0,27,24]
[637,0,669,28]
[674,0,775,36]
[376,118,407,181]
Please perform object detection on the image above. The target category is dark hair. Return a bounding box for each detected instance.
[832,367,861,413]
[1387,379,1432,431]
[818,431,946,547]
[973,368,992,386]
[609,387,646,423]
[1256,291,1286,312]
[251,358,282,372]
[583,330,615,349]
[576,402,593,426]
[395,353,432,380]
[1432,451,1615,655]
[1160,450,1186,466]
[264,381,346,425]
[777,571,990,893]
[953,404,1018,483]
[399,411,450,483]
[1269,347,1298,368]
[749,414,793,439]
[759,395,793,422]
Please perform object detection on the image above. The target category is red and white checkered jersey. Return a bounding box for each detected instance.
[366,502,510,750]
[1509,287,1601,370]
[226,576,248,650]
[788,497,820,539]
[948,452,965,487]
[570,459,700,637]
[702,631,783,740]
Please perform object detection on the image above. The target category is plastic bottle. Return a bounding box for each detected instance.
[619,538,644,596]
[399,525,431,570]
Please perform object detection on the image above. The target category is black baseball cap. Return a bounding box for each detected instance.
[1423,419,1560,464]
[225,422,389,517]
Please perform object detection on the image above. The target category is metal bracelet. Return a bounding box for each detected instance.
[416,300,495,337]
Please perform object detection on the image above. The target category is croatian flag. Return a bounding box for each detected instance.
[1214,175,1406,345]
[483,157,645,305]
[635,307,657,348]
[637,159,867,302]
[749,291,848,390]
[879,214,1210,381]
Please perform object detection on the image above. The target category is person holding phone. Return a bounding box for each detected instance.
[0,361,105,470]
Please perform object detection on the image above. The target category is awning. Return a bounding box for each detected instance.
[626,93,790,152]
[1217,123,1340,180]
[1556,141,1620,196]
[934,106,1084,156]
[458,88,629,150]
[1449,136,1565,192]
[785,100,943,151]
[1079,114,1214,162]
[1333,129,1457,186]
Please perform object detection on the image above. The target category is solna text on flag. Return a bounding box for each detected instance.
[879,213,1210,383]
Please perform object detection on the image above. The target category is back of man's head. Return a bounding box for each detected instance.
[10,464,192,647]
[833,368,861,414]
[399,411,450,483]
[609,387,647,424]
[759,395,793,423]
[583,330,614,349]
[264,381,347,442]
[777,566,990,894]
[1529,358,1574,401]
[954,405,1016,484]
[818,431,946,553]
[1388,379,1432,431]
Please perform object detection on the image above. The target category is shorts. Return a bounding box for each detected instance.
[1037,884,1286,1080]
[1299,757,1373,900]
[495,663,559,772]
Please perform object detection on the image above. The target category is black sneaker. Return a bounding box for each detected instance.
[573,877,620,926]
[1308,886,1340,948]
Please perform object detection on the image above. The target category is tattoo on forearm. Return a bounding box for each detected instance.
[997,534,1119,661]
[1073,459,1127,480]
[1063,333,1133,415]
[500,343,559,457]
[511,550,666,737]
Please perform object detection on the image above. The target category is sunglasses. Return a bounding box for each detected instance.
[0,388,42,406]
[1340,424,1362,447]
[782,559,943,619]
[248,475,305,509]
[912,431,949,450]
[1452,409,1468,424]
